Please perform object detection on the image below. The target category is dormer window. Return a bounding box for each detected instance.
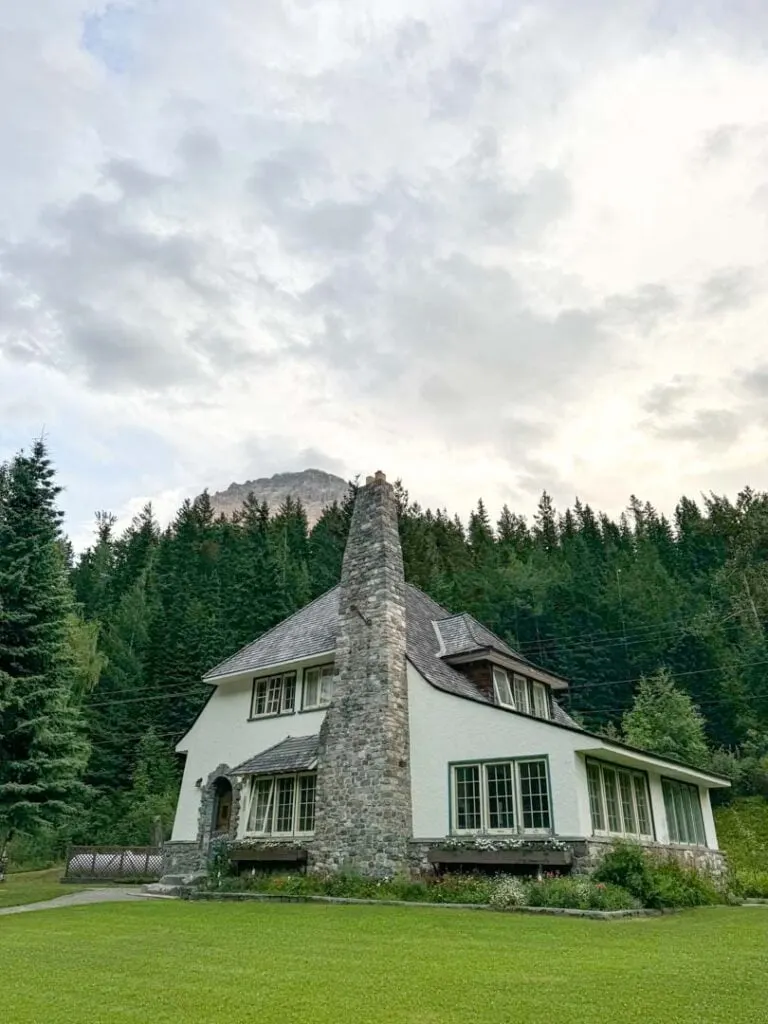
[492,667,514,707]
[492,667,550,720]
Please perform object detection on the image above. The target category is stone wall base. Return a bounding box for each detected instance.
[162,841,206,877]
[570,838,727,876]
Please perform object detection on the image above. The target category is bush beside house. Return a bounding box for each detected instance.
[201,840,739,912]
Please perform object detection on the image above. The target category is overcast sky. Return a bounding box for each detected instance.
[2,2,768,550]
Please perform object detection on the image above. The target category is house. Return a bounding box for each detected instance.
[164,471,729,879]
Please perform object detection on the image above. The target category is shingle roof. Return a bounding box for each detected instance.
[204,582,581,731]
[434,612,532,664]
[204,588,339,681]
[230,734,319,776]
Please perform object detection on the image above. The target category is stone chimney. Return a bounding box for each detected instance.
[310,471,413,876]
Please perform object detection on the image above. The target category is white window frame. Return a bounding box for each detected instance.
[492,668,550,721]
[532,681,550,719]
[662,777,707,847]
[302,664,335,711]
[586,759,654,840]
[451,758,552,835]
[492,667,514,708]
[251,672,296,718]
[244,772,317,837]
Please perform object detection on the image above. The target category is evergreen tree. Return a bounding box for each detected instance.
[0,441,89,861]
[622,668,711,768]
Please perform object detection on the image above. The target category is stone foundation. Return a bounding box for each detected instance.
[162,840,206,877]
[570,838,727,876]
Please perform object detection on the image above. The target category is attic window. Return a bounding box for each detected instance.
[492,667,514,707]
[492,668,550,721]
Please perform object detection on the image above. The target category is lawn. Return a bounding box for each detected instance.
[1,902,766,1023]
[0,868,90,909]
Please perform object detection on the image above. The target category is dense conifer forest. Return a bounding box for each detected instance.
[2,439,767,857]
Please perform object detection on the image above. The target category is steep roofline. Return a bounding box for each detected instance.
[202,584,341,681]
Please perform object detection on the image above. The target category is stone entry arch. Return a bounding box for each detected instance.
[197,764,242,848]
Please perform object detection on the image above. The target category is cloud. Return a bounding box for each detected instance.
[653,409,742,449]
[699,267,758,314]
[4,1,768,546]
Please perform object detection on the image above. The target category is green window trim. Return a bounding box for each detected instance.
[661,777,707,847]
[585,758,654,841]
[448,756,554,836]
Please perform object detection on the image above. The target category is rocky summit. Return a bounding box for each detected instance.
[209,468,349,525]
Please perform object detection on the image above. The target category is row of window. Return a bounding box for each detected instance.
[240,760,707,848]
[492,668,550,720]
[246,773,317,835]
[251,664,334,719]
[453,759,552,833]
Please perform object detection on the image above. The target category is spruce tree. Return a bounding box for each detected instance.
[622,668,711,768]
[0,441,89,863]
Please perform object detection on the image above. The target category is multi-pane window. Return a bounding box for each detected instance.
[519,759,551,830]
[663,779,706,846]
[245,773,317,835]
[454,766,483,830]
[486,763,516,829]
[491,668,550,720]
[532,681,550,719]
[492,668,513,707]
[587,760,653,839]
[251,673,296,717]
[303,664,335,710]
[452,759,551,833]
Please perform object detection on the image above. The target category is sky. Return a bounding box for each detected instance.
[2,1,768,551]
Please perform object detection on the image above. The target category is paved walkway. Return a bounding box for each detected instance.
[0,887,169,916]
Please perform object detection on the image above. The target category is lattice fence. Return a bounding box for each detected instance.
[64,846,162,881]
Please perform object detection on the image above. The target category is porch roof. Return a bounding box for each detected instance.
[229,734,319,777]
[576,743,731,788]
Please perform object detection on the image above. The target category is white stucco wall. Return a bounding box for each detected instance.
[171,656,724,850]
[171,668,328,842]
[406,663,723,849]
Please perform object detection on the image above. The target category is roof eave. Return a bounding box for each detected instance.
[443,648,570,690]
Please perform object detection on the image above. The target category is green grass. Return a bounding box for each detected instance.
[0,867,91,909]
[1,902,766,1023]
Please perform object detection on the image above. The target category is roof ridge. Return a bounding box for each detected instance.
[203,584,341,680]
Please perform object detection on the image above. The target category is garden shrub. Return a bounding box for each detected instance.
[488,877,528,909]
[593,842,657,906]
[593,841,728,908]
[732,869,768,899]
[523,876,639,911]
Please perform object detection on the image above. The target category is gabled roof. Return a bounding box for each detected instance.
[230,734,319,776]
[203,582,581,730]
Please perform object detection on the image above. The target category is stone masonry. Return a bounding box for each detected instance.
[310,472,413,877]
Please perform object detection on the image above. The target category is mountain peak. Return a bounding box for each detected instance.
[209,468,349,525]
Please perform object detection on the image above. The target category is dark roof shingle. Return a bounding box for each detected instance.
[204,582,581,732]
[230,734,319,776]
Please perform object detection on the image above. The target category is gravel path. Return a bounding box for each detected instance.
[0,887,167,916]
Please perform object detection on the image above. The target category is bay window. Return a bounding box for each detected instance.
[662,778,706,846]
[452,758,552,834]
[245,773,317,836]
[586,760,653,840]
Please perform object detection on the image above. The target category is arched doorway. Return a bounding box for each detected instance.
[211,776,233,835]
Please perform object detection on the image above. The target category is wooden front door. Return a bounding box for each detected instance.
[213,782,232,833]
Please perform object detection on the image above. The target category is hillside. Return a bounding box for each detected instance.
[209,468,349,525]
